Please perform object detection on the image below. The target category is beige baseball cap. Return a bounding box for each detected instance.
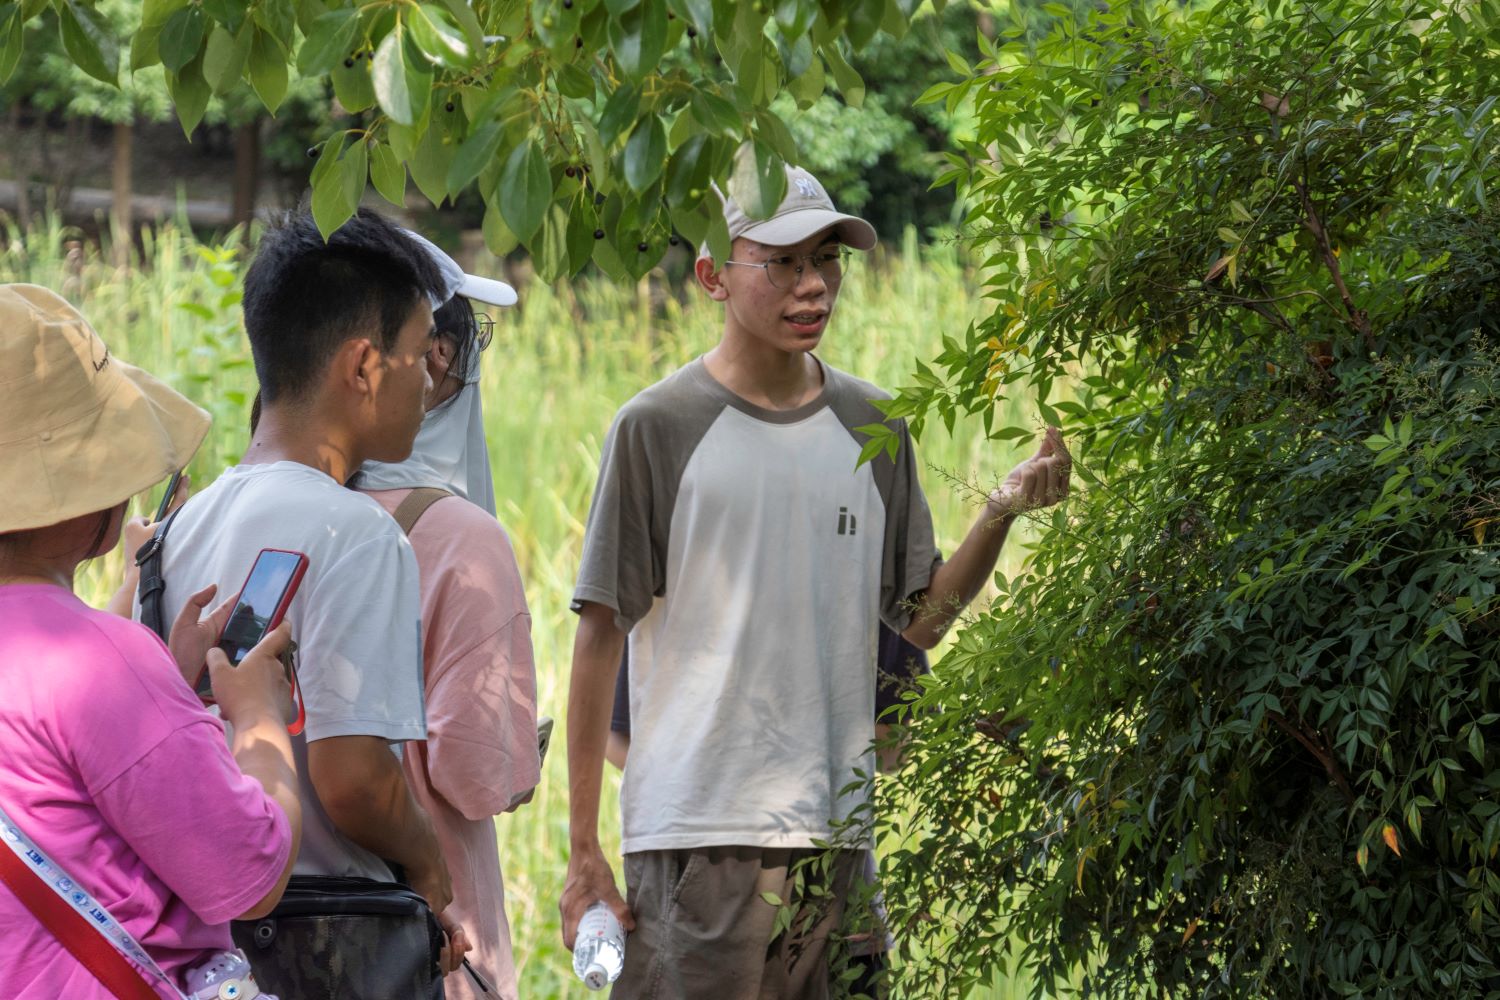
[717,164,877,252]
[0,284,209,533]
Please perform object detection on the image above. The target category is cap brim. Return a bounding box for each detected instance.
[738,209,878,252]
[458,273,518,307]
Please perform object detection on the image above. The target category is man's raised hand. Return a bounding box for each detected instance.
[991,426,1072,517]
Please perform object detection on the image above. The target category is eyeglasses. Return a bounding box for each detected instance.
[474,312,495,351]
[724,248,850,290]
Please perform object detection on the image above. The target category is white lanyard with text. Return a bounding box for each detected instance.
[0,803,190,1000]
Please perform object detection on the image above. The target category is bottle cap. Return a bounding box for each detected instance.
[583,963,609,990]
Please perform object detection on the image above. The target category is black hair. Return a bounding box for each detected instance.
[242,206,444,404]
[431,295,479,407]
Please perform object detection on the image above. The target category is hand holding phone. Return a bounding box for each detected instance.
[208,622,296,730]
[198,549,309,733]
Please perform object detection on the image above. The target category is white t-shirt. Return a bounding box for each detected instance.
[573,359,940,853]
[137,461,426,881]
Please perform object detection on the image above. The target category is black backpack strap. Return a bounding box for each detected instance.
[134,506,183,641]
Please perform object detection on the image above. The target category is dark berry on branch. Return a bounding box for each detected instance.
[637,241,648,252]
[594,228,605,240]
[307,146,319,158]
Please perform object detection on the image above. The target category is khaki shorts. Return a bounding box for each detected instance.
[614,846,863,1000]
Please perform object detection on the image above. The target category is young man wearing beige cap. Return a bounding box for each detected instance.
[562,164,1071,997]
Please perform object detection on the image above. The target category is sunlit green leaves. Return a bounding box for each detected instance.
[310,132,367,238]
[248,26,288,113]
[368,141,407,207]
[0,3,25,84]
[295,8,360,77]
[373,21,431,126]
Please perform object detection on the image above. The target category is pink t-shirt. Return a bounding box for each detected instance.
[367,490,539,1000]
[0,585,292,999]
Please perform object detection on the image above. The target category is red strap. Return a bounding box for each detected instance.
[0,841,161,1000]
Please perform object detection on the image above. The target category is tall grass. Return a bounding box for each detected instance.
[2,219,1052,998]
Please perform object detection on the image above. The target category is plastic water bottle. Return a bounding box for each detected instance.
[572,901,626,990]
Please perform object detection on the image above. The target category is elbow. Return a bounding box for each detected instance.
[902,624,944,651]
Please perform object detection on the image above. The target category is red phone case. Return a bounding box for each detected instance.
[196,549,309,735]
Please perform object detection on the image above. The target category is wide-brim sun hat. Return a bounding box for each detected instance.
[713,164,878,253]
[0,284,210,534]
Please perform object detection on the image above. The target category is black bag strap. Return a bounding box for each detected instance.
[134,506,183,641]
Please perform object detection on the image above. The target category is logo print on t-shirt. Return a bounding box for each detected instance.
[837,506,857,536]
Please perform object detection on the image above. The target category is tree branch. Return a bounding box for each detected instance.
[1293,178,1378,356]
[1267,710,1357,807]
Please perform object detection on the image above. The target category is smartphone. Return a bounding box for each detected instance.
[537,716,555,767]
[153,470,184,523]
[195,548,309,701]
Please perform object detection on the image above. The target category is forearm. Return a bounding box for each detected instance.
[228,711,302,908]
[310,738,441,874]
[903,496,1015,649]
[567,605,626,852]
[103,570,139,618]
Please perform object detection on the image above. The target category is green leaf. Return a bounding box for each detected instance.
[159,5,206,73]
[690,89,743,137]
[295,8,360,77]
[623,115,667,193]
[249,27,289,114]
[671,195,711,250]
[555,62,595,100]
[608,1,667,82]
[0,5,25,85]
[665,133,713,206]
[823,43,863,108]
[331,49,377,112]
[202,21,252,95]
[201,0,246,34]
[754,109,797,163]
[597,83,641,148]
[447,119,504,198]
[845,0,884,48]
[728,141,785,221]
[533,203,570,282]
[410,121,454,207]
[408,4,469,68]
[60,0,118,85]
[498,138,552,243]
[435,0,484,52]
[369,141,407,207]
[565,196,598,276]
[481,198,519,256]
[759,891,783,906]
[373,22,432,126]
[166,54,211,137]
[311,136,368,239]
[786,54,824,108]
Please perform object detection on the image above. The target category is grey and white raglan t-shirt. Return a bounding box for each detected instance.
[573,358,941,853]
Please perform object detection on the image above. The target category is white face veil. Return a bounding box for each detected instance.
[356,232,516,516]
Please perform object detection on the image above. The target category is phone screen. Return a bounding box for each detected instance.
[200,550,305,696]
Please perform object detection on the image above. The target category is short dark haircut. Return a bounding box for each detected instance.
[432,295,479,407]
[242,207,444,403]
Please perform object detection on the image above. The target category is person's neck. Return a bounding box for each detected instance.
[0,562,73,589]
[703,335,823,412]
[242,400,364,486]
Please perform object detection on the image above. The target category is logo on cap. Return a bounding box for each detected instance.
[795,177,817,199]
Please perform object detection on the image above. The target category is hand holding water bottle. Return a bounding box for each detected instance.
[572,901,626,989]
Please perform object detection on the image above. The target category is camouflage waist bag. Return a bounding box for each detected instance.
[231,875,445,1000]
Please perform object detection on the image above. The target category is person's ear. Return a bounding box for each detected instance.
[696,255,729,301]
[335,337,379,397]
[427,335,456,381]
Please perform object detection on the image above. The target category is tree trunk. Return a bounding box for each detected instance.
[231,119,261,236]
[6,102,30,226]
[111,120,133,266]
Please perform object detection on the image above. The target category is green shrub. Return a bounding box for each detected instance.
[865,2,1500,996]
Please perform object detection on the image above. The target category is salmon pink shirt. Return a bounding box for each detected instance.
[0,584,292,999]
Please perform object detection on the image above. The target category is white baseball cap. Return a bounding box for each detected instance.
[402,229,518,308]
[715,164,877,253]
